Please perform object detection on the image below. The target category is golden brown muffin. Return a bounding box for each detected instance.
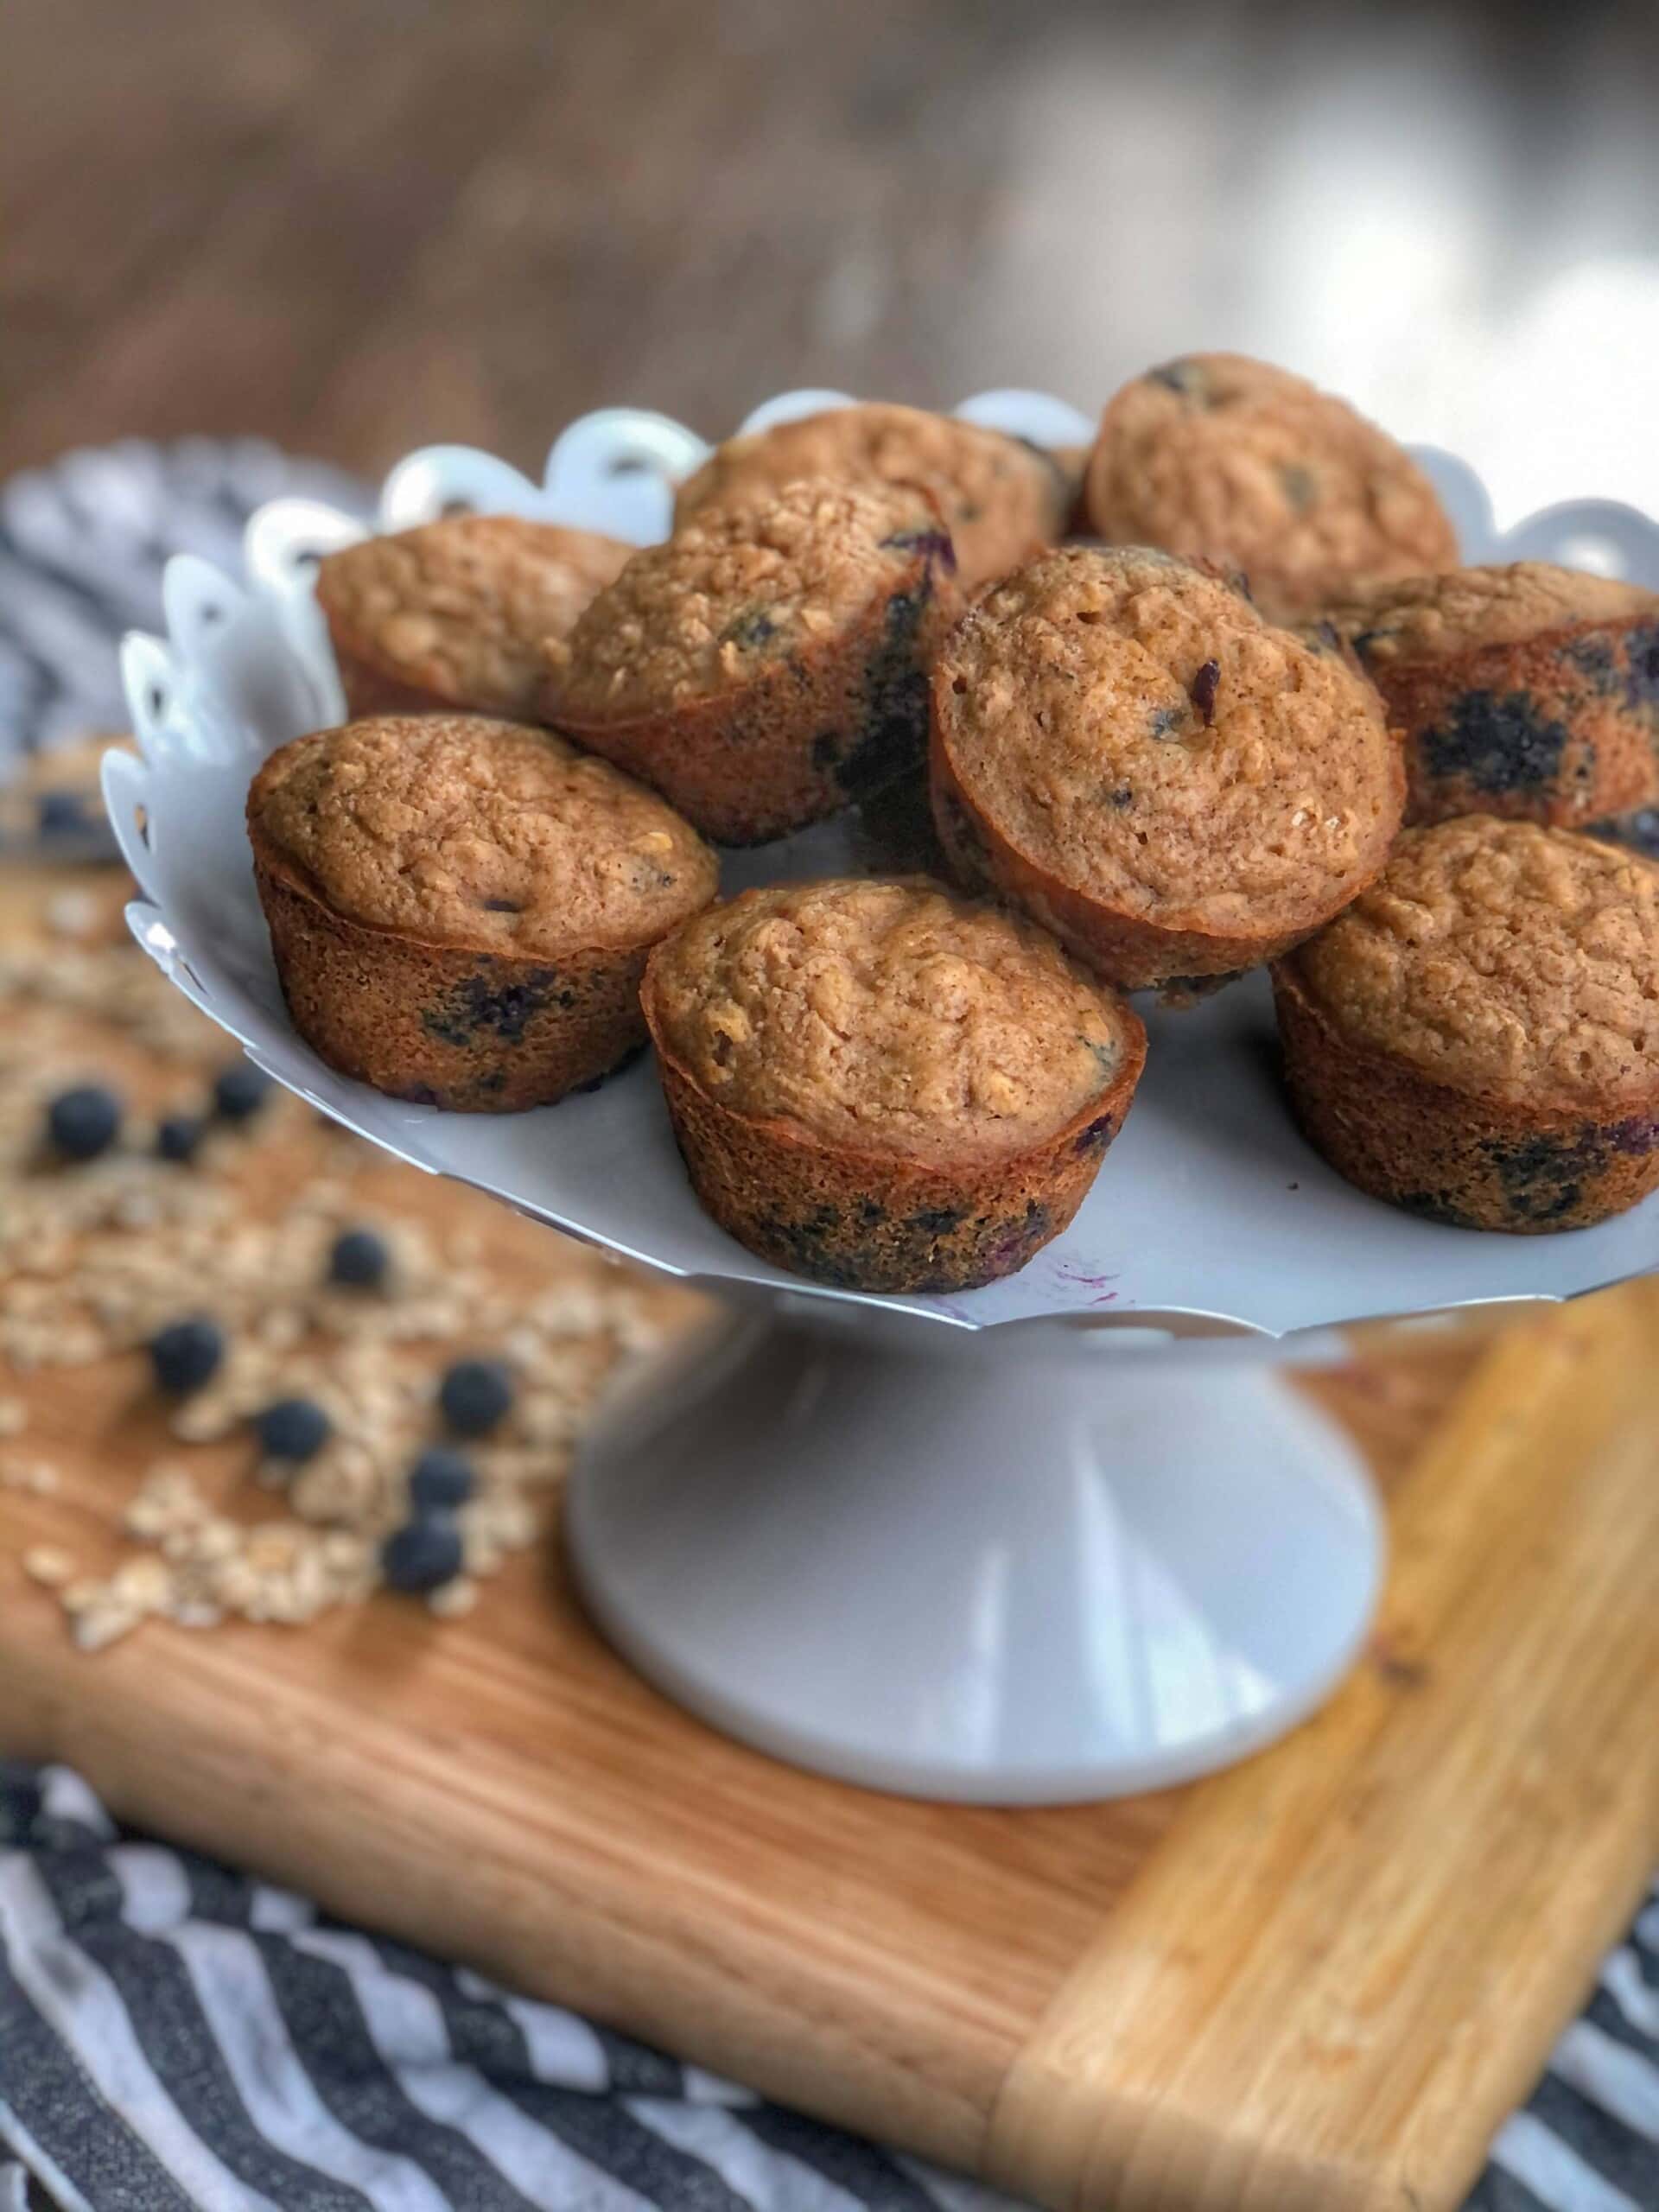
[1313,563,1659,829]
[672,404,1068,590]
[641,876,1145,1291]
[1273,817,1659,1230]
[315,516,631,720]
[1084,354,1458,620]
[250,715,717,1110]
[931,546,1404,995]
[543,478,962,846]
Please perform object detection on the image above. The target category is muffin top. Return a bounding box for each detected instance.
[935,546,1402,934]
[672,404,1065,588]
[1315,562,1659,668]
[645,877,1133,1166]
[544,478,954,721]
[250,715,717,955]
[1084,354,1458,619]
[1286,817,1659,1109]
[315,516,631,719]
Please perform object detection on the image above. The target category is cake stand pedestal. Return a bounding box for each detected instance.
[565,1311,1382,1802]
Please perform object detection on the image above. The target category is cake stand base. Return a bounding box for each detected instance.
[564,1313,1384,1804]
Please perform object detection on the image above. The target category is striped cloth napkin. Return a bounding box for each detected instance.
[0,441,1655,2212]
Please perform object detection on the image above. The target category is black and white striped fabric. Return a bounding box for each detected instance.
[1,443,1656,2212]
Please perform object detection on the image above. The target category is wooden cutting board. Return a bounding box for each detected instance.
[0,862,1656,2212]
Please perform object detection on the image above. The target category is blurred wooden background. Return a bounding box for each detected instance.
[6,0,1659,514]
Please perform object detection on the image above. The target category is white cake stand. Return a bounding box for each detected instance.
[107,391,1659,1803]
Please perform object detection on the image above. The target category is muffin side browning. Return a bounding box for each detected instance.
[931,546,1404,993]
[673,403,1068,590]
[545,478,962,844]
[250,715,717,1110]
[316,515,631,721]
[1316,563,1659,827]
[1273,817,1659,1230]
[1085,353,1458,619]
[642,878,1145,1290]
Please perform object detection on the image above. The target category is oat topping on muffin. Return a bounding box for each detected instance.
[253,715,716,953]
[931,545,1402,987]
[546,478,951,716]
[645,877,1126,1165]
[1287,818,1659,1108]
[1319,563,1659,665]
[672,403,1066,589]
[1084,354,1458,619]
[316,516,631,721]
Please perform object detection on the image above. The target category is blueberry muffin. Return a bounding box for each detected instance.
[315,516,630,719]
[1313,563,1659,828]
[250,715,717,1110]
[1273,817,1659,1230]
[543,478,962,845]
[931,546,1404,995]
[641,877,1145,1291]
[672,404,1068,590]
[1084,354,1458,620]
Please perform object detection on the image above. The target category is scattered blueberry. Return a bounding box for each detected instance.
[438,1358,513,1437]
[149,1316,225,1396]
[408,1446,475,1512]
[253,1396,331,1465]
[381,1513,463,1593]
[328,1227,390,1289]
[213,1059,275,1122]
[156,1113,205,1164]
[48,1084,122,1162]
[37,789,89,839]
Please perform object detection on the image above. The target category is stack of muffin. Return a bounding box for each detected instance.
[248,362,1659,1291]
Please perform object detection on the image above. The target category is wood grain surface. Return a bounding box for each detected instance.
[0,874,1655,2212]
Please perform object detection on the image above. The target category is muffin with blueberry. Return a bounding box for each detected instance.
[1084,353,1458,620]
[1313,563,1659,828]
[641,876,1145,1292]
[931,545,1403,995]
[315,515,630,720]
[543,477,962,845]
[1273,816,1659,1230]
[249,714,717,1110]
[672,404,1067,591]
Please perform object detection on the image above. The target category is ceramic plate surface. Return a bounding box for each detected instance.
[110,391,1659,1338]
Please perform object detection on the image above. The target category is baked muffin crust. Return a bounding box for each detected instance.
[547,478,950,717]
[1319,563,1658,664]
[252,715,717,955]
[672,404,1066,589]
[646,877,1128,1167]
[1084,354,1457,618]
[316,516,630,720]
[1287,817,1659,1110]
[933,546,1401,966]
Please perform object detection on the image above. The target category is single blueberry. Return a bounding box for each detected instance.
[253,1396,331,1464]
[156,1113,205,1164]
[213,1058,275,1122]
[328,1226,391,1289]
[48,1084,123,1162]
[438,1358,513,1436]
[381,1513,464,1593]
[149,1316,225,1396]
[37,789,89,839]
[409,1446,475,1511]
